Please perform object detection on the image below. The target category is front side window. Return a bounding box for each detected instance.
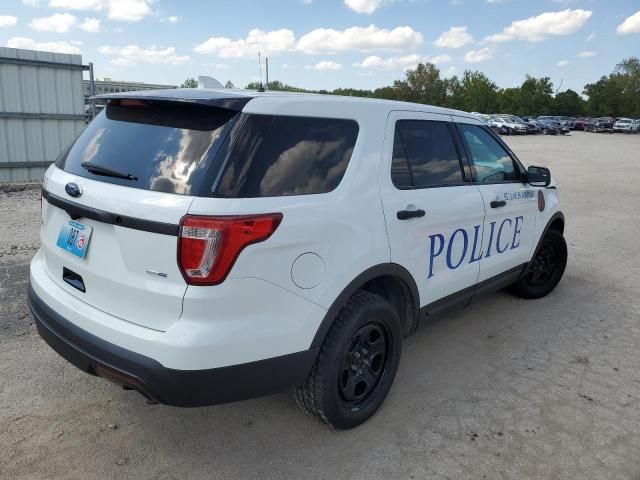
[457,124,520,183]
[214,114,358,198]
[391,120,464,189]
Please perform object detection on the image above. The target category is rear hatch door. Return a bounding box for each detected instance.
[40,97,242,331]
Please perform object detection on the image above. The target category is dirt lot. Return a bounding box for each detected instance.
[1,131,640,479]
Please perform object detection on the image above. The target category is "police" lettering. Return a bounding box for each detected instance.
[427,216,524,279]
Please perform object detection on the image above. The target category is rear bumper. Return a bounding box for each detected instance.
[28,286,318,407]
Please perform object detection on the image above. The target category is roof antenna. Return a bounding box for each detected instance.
[257,52,265,92]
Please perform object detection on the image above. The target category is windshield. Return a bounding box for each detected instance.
[57,100,238,195]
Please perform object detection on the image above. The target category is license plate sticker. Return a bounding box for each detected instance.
[56,220,93,258]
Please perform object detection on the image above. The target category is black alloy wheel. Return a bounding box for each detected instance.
[295,290,402,429]
[525,241,557,286]
[338,322,391,409]
[509,228,567,299]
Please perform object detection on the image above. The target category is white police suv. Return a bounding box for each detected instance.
[29,89,567,429]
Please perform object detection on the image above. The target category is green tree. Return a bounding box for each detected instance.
[554,89,585,116]
[224,81,235,89]
[393,63,447,106]
[180,77,198,88]
[518,75,554,115]
[449,71,500,113]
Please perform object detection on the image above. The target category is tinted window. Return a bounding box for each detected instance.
[458,124,520,183]
[214,114,358,198]
[391,120,464,188]
[58,100,237,195]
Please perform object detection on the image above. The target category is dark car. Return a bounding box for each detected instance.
[585,117,614,133]
[533,119,559,135]
[573,117,591,131]
[538,118,568,135]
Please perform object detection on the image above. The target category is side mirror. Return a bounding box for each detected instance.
[526,166,551,187]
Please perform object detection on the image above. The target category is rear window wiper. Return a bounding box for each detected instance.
[81,162,138,181]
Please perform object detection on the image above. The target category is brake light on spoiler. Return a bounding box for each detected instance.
[178,213,283,286]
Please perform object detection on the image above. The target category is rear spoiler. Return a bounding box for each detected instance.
[90,89,253,112]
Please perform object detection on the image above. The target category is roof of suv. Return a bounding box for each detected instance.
[93,87,478,121]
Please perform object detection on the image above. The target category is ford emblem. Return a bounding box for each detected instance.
[65,182,82,198]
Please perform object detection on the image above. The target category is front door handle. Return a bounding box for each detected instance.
[397,209,426,220]
[490,200,507,208]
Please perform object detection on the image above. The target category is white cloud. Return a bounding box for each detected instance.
[617,10,640,35]
[22,0,41,6]
[98,44,189,65]
[434,26,474,48]
[445,66,458,76]
[48,0,152,21]
[576,50,595,58]
[107,0,152,22]
[161,16,180,23]
[344,0,396,14]
[6,36,81,54]
[194,29,295,58]
[305,61,343,70]
[557,60,569,66]
[354,53,451,70]
[80,17,100,32]
[485,9,592,43]
[0,16,18,27]
[585,32,596,41]
[49,0,103,10]
[29,13,76,32]
[464,47,493,63]
[297,24,422,53]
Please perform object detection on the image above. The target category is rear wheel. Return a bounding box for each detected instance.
[510,229,567,299]
[295,291,402,429]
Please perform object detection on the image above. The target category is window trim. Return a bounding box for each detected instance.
[390,119,471,191]
[455,123,526,185]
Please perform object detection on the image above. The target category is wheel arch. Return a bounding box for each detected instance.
[310,263,420,349]
[530,211,565,262]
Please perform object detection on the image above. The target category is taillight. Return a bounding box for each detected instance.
[178,213,283,285]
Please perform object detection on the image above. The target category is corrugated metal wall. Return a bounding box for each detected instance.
[0,47,86,183]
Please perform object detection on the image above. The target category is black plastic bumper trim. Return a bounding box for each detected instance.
[42,188,179,236]
[28,285,318,407]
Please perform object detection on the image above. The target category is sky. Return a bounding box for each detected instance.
[0,0,639,93]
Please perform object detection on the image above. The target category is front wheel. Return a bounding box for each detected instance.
[510,229,567,299]
[295,291,402,429]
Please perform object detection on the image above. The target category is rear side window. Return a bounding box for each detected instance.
[391,120,464,188]
[57,100,238,195]
[214,114,358,198]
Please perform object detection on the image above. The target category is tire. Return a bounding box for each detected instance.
[295,291,402,429]
[510,229,567,299]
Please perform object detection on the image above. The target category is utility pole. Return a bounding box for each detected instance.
[265,57,269,90]
[89,62,96,119]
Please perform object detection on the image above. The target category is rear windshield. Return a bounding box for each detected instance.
[214,114,359,198]
[57,100,238,195]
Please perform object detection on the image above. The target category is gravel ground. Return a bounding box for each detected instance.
[1,131,640,479]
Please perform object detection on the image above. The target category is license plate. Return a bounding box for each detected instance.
[56,220,93,259]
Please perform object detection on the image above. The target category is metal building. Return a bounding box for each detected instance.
[0,47,87,183]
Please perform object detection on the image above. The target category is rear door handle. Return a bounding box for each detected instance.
[490,200,507,208]
[397,209,426,220]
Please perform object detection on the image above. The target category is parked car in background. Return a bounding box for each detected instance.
[585,117,614,133]
[538,118,568,135]
[613,118,637,133]
[495,115,528,135]
[473,113,503,135]
[489,115,514,135]
[573,118,591,131]
[535,120,559,135]
[557,117,576,130]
